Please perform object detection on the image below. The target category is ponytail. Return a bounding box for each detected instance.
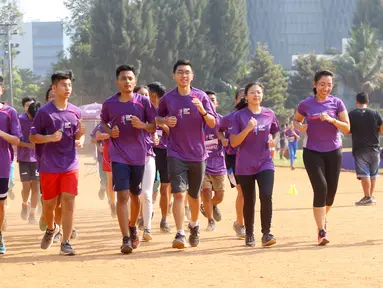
[235,97,247,110]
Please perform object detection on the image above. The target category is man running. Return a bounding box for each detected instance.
[149,82,171,233]
[156,59,216,249]
[200,91,226,231]
[30,71,85,255]
[0,75,22,254]
[101,65,155,254]
[348,92,383,206]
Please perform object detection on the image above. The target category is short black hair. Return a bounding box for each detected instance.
[51,70,74,86]
[116,65,136,79]
[205,90,216,96]
[356,91,369,104]
[45,85,53,102]
[313,70,334,95]
[22,96,35,107]
[148,82,166,98]
[133,85,149,93]
[27,102,41,118]
[173,59,192,74]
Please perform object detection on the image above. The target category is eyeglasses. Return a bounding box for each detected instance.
[175,71,192,76]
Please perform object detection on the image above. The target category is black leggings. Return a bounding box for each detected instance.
[237,170,274,236]
[303,148,342,207]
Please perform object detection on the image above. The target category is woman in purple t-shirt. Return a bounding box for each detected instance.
[230,82,280,248]
[293,70,350,246]
[285,121,300,170]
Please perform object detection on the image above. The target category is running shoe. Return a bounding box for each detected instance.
[21,203,29,221]
[246,234,256,247]
[53,231,63,243]
[41,224,60,250]
[71,228,78,239]
[0,233,6,255]
[160,218,171,233]
[213,205,222,222]
[262,234,276,247]
[143,229,152,241]
[60,240,76,256]
[233,221,246,239]
[121,236,133,254]
[318,229,329,246]
[129,226,140,249]
[206,219,216,232]
[172,233,187,249]
[28,214,38,225]
[188,223,200,247]
[110,204,117,218]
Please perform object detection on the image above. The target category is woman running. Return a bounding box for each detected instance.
[285,120,300,170]
[230,82,280,247]
[293,70,350,245]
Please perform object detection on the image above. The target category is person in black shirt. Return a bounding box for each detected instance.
[279,124,286,159]
[348,92,383,206]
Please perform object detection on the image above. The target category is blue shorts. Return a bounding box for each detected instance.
[112,162,145,194]
[354,148,380,180]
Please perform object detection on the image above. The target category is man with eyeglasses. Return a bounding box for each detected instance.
[156,59,217,249]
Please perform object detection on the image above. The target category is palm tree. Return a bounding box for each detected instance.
[336,23,383,93]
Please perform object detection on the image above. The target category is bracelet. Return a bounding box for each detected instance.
[202,112,208,117]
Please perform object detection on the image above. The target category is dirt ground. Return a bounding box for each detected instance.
[1,155,383,288]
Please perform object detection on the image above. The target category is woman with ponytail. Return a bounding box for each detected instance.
[229,82,280,247]
[293,70,350,246]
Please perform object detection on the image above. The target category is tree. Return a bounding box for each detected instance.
[90,0,158,99]
[336,24,383,95]
[0,0,22,25]
[239,43,292,123]
[286,53,336,108]
[205,0,249,88]
[353,0,383,41]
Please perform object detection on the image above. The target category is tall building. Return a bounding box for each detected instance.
[246,0,358,68]
[11,21,64,76]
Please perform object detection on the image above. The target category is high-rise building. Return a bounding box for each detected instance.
[246,0,358,68]
[9,21,63,76]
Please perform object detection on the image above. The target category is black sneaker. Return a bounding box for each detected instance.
[246,234,256,247]
[200,204,207,218]
[261,234,276,247]
[318,229,329,246]
[172,233,187,249]
[129,226,140,249]
[188,224,200,247]
[213,205,222,222]
[60,240,76,256]
[120,236,133,254]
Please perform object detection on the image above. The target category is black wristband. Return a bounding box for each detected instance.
[202,112,208,117]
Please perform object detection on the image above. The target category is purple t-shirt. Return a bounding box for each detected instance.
[205,115,226,175]
[30,101,81,173]
[101,93,155,166]
[229,107,280,175]
[17,113,37,163]
[90,124,103,162]
[285,128,300,143]
[158,87,217,162]
[297,95,346,152]
[0,103,22,178]
[218,111,238,155]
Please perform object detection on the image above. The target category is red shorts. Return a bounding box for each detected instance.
[40,170,79,200]
[102,140,112,172]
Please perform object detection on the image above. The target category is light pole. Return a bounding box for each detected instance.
[0,23,18,106]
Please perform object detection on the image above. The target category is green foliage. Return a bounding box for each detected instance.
[286,53,336,108]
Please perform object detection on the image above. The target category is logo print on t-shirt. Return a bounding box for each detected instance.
[121,115,133,125]
[61,122,72,131]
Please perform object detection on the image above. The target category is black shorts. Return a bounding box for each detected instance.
[154,147,169,183]
[167,156,206,199]
[225,153,239,188]
[112,162,145,195]
[0,178,9,200]
[19,161,40,182]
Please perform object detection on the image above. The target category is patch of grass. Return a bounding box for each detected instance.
[273,149,304,168]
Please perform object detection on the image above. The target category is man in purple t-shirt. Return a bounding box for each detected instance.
[200,91,226,232]
[17,96,40,224]
[100,65,155,254]
[156,59,217,249]
[30,71,85,256]
[0,75,22,254]
[149,82,172,233]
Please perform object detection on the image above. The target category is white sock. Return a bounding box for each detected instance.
[29,208,36,215]
[190,220,199,228]
[22,201,28,206]
[177,229,185,236]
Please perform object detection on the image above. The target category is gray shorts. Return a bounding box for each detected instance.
[19,161,40,182]
[354,148,380,180]
[167,156,206,199]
